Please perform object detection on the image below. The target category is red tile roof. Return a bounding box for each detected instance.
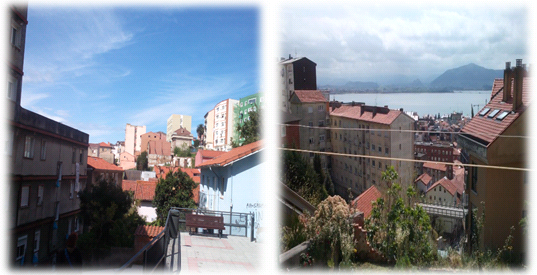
[351,185,381,219]
[427,177,459,196]
[87,156,123,172]
[330,105,405,125]
[197,140,263,168]
[414,173,432,185]
[423,162,447,172]
[293,90,327,103]
[123,180,157,201]
[134,225,164,238]
[198,149,226,159]
[461,77,530,146]
[98,142,112,148]
[173,127,192,137]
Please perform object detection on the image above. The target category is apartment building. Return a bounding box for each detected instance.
[289,90,329,167]
[459,59,528,257]
[203,109,215,150]
[125,124,146,156]
[88,142,115,164]
[206,99,238,151]
[329,103,415,197]
[166,114,192,142]
[10,5,88,265]
[140,132,172,167]
[234,92,264,146]
[279,55,318,111]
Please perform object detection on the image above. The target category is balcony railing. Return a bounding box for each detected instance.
[118,207,255,272]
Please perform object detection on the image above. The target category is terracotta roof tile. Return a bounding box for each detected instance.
[98,142,112,148]
[330,105,404,125]
[134,225,164,238]
[87,156,123,172]
[423,162,447,172]
[199,149,226,159]
[427,177,459,196]
[351,185,381,219]
[461,77,530,146]
[293,90,328,103]
[197,140,263,168]
[173,127,192,137]
[415,173,432,185]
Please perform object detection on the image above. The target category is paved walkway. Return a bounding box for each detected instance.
[166,232,261,273]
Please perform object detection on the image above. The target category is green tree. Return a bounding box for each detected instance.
[232,105,260,148]
[136,151,149,171]
[282,150,328,206]
[153,169,198,224]
[78,178,145,259]
[196,124,204,141]
[365,166,435,266]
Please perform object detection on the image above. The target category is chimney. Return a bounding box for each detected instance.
[289,54,292,59]
[512,59,524,111]
[399,108,404,112]
[503,61,512,102]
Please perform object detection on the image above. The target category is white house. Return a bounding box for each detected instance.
[197,140,264,239]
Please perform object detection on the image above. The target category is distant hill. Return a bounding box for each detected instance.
[429,63,502,90]
[342,81,379,90]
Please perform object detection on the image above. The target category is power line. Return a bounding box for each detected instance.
[279,123,530,139]
[279,147,531,172]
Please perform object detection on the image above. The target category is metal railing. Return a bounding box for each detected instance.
[118,207,255,272]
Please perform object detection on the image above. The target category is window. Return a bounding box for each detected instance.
[8,76,17,101]
[70,182,74,199]
[20,185,29,207]
[248,98,256,105]
[309,137,314,144]
[308,107,313,113]
[318,120,324,127]
[74,217,79,232]
[471,164,478,193]
[33,230,40,252]
[40,140,46,160]
[37,185,44,206]
[17,235,27,261]
[318,105,324,111]
[378,146,382,153]
[11,24,22,47]
[308,121,313,127]
[72,147,76,164]
[24,136,35,158]
[487,109,501,118]
[319,135,325,142]
[372,144,376,150]
[79,149,83,164]
[385,147,389,155]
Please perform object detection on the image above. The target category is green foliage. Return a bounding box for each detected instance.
[280,213,308,253]
[282,150,328,206]
[233,105,260,148]
[196,124,204,140]
[79,178,145,256]
[366,166,435,266]
[153,170,198,223]
[174,143,193,157]
[304,196,356,267]
[136,151,149,171]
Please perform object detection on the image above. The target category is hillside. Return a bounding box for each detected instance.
[429,63,502,90]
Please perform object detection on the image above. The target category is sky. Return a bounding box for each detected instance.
[21,5,260,143]
[280,3,530,85]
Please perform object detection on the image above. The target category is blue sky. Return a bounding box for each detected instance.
[21,6,260,143]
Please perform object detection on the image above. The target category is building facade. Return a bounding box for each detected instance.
[10,5,88,266]
[203,109,215,150]
[234,92,264,146]
[166,114,192,142]
[170,127,193,151]
[125,124,146,156]
[206,99,238,151]
[329,103,415,197]
[88,142,115,164]
[459,60,528,257]
[279,56,317,111]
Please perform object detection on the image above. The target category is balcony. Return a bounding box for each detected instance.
[119,207,259,272]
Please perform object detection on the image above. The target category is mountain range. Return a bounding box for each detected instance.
[320,63,503,93]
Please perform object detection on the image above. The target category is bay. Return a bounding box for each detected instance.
[329,91,491,118]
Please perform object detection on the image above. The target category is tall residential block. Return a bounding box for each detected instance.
[166,114,192,142]
[279,55,317,111]
[234,92,264,146]
[10,5,88,266]
[205,99,238,151]
[125,124,146,156]
[329,103,415,197]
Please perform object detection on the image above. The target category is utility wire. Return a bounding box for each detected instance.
[279,147,531,172]
[279,123,530,139]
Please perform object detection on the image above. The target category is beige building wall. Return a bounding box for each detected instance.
[329,111,414,198]
[166,114,192,142]
[204,109,215,150]
[212,99,238,151]
[125,124,146,156]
